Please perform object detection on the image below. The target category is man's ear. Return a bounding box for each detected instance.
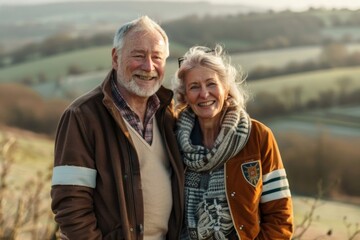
[111,48,118,69]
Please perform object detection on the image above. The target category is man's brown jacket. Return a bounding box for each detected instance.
[51,70,184,240]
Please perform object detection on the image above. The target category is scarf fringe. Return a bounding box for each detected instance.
[196,199,234,240]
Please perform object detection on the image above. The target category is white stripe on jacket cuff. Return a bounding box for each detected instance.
[262,168,287,182]
[52,165,97,188]
[261,168,291,203]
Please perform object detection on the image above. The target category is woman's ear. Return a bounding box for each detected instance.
[225,88,231,100]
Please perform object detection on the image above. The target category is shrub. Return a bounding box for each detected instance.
[0,137,57,239]
[0,83,69,136]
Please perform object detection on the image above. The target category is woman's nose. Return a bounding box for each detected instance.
[199,86,209,98]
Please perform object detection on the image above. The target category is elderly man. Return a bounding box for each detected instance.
[51,16,184,240]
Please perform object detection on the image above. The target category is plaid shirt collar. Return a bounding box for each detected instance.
[111,77,160,145]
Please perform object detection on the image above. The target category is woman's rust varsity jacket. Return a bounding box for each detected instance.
[51,70,184,240]
[225,119,293,240]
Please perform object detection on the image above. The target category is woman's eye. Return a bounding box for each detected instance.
[189,85,199,90]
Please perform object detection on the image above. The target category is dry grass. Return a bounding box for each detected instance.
[293,181,360,240]
[0,128,57,240]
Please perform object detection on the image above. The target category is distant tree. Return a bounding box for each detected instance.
[347,10,360,26]
[306,98,319,109]
[330,14,342,27]
[280,86,304,111]
[0,83,69,135]
[163,10,325,53]
[0,45,5,67]
[19,76,35,86]
[39,99,69,136]
[41,33,73,56]
[292,86,304,110]
[347,51,360,66]
[319,43,348,67]
[341,88,360,105]
[11,42,39,64]
[337,77,353,100]
[90,33,112,46]
[318,90,336,108]
[247,91,287,118]
[67,64,85,75]
[278,131,360,197]
[37,72,47,84]
[248,66,279,80]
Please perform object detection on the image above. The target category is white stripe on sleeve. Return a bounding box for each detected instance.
[261,169,291,203]
[52,165,97,188]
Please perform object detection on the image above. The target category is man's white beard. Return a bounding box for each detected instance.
[117,74,162,97]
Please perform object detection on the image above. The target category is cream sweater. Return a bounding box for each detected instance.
[125,118,172,240]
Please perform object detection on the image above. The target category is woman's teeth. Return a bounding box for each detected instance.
[199,101,214,107]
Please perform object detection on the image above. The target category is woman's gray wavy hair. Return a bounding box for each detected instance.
[172,44,248,112]
[113,15,169,57]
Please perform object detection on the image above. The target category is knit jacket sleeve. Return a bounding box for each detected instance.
[256,124,293,240]
[51,107,102,240]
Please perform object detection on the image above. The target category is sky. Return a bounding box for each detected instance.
[1,0,360,11]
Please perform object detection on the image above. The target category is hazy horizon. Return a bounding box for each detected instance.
[1,0,360,11]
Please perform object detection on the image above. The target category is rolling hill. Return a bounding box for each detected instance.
[1,44,360,102]
[0,1,264,51]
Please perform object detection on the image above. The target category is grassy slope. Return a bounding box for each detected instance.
[2,43,360,82]
[0,43,188,84]
[53,64,360,105]
[1,43,360,100]
[0,126,359,239]
[247,67,360,104]
[265,105,360,139]
[0,125,53,187]
[293,196,360,239]
[0,125,55,239]
[0,46,112,83]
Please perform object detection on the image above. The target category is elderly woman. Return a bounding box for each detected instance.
[173,45,293,240]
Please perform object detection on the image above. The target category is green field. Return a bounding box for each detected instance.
[31,64,360,106]
[1,43,360,83]
[233,42,360,71]
[1,43,360,101]
[264,105,360,139]
[0,46,112,83]
[247,67,360,105]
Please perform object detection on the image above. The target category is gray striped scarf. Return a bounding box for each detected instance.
[177,106,251,240]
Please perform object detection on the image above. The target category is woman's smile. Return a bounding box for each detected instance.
[198,100,216,107]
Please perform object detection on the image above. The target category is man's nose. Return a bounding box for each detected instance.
[142,56,155,71]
